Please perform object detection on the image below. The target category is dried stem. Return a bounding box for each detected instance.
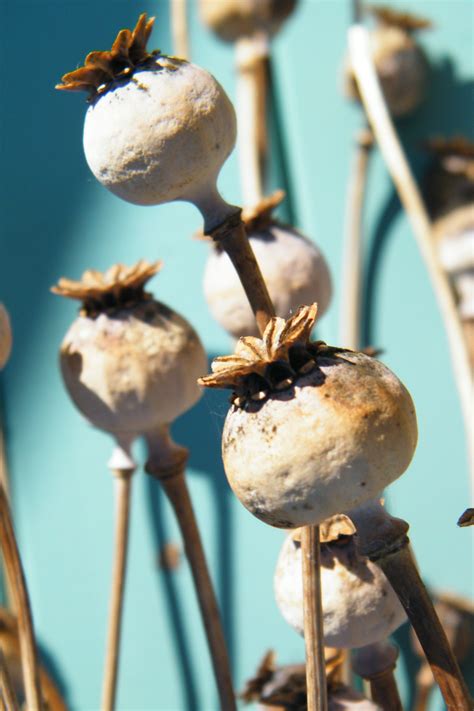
[171,0,189,60]
[350,501,472,711]
[348,24,473,485]
[101,467,134,711]
[0,485,42,710]
[352,641,402,711]
[146,428,236,711]
[301,526,327,711]
[236,34,269,207]
[209,212,276,334]
[0,646,19,711]
[339,127,373,349]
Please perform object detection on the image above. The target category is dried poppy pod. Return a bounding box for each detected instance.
[203,192,332,338]
[345,6,431,117]
[53,260,207,438]
[56,14,236,228]
[241,649,381,710]
[0,304,12,370]
[199,0,298,43]
[274,516,406,648]
[424,137,474,220]
[199,304,417,528]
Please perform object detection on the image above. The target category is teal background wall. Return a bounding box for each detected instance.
[0,0,472,709]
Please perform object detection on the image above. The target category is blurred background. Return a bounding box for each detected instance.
[0,0,472,709]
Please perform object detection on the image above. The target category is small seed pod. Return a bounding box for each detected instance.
[199,0,298,43]
[199,305,417,528]
[274,518,406,648]
[56,15,236,228]
[424,137,474,220]
[203,192,332,338]
[0,304,12,370]
[53,261,207,436]
[345,6,431,117]
[241,649,381,710]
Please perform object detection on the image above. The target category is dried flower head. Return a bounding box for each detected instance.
[292,514,356,546]
[241,190,286,233]
[199,304,345,405]
[369,5,432,31]
[51,260,161,316]
[56,14,181,99]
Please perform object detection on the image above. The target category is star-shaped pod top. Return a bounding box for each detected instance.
[52,260,161,316]
[199,304,346,405]
[56,14,177,99]
[370,6,432,31]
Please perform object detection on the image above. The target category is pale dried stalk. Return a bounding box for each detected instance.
[348,24,473,487]
[339,127,373,349]
[0,486,42,710]
[0,646,19,711]
[171,0,189,60]
[301,526,327,711]
[101,471,134,711]
[236,35,268,207]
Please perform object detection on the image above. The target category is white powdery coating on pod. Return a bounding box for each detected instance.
[60,301,207,435]
[203,224,332,337]
[83,61,236,206]
[0,305,12,370]
[274,531,406,648]
[222,352,417,528]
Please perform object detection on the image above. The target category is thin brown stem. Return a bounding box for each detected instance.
[340,127,373,349]
[210,213,275,335]
[301,526,327,711]
[0,485,42,710]
[0,646,19,711]
[236,34,269,208]
[101,470,134,711]
[171,0,189,60]
[145,427,236,710]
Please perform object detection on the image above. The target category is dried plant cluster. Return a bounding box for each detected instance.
[0,4,472,711]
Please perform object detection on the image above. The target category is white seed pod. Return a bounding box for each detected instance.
[83,60,236,209]
[203,220,332,338]
[0,304,12,370]
[201,306,417,528]
[57,16,237,228]
[54,262,207,436]
[199,0,298,43]
[274,527,406,648]
[345,9,430,117]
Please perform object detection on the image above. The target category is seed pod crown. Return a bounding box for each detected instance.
[56,14,183,99]
[369,6,432,32]
[199,303,346,405]
[51,260,161,316]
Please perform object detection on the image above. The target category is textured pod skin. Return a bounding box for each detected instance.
[345,25,428,117]
[274,531,406,648]
[200,0,298,42]
[83,61,236,206]
[60,300,207,435]
[203,224,332,338]
[222,352,417,528]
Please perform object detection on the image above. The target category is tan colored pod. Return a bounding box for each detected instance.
[0,304,12,370]
[200,0,298,43]
[274,526,406,648]
[201,305,417,528]
[203,223,332,338]
[54,262,207,436]
[345,8,430,117]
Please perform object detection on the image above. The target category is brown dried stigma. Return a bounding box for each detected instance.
[198,304,350,408]
[51,260,161,317]
[56,14,182,99]
[369,6,432,31]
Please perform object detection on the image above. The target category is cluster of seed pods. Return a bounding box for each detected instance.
[50,6,472,711]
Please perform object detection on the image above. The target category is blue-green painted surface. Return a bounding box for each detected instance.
[0,1,472,709]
